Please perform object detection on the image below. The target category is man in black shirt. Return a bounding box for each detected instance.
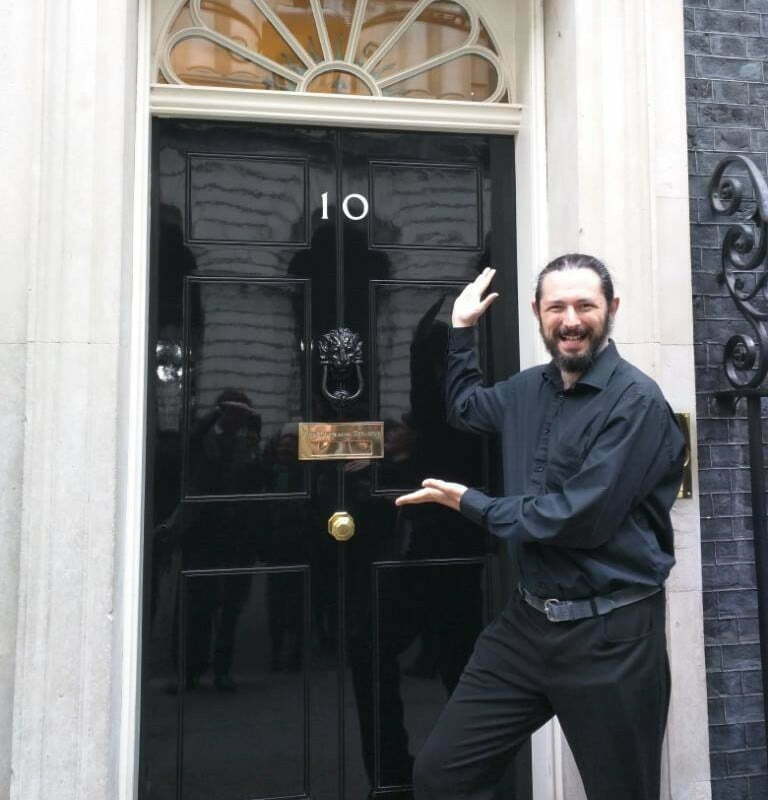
[395,254,685,800]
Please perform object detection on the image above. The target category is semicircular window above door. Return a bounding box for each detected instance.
[156,0,509,102]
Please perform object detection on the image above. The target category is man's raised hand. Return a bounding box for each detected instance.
[452,267,499,328]
[394,478,468,512]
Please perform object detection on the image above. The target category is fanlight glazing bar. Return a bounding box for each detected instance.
[309,0,335,63]
[379,45,505,102]
[162,28,305,85]
[299,60,381,95]
[250,0,317,69]
[362,0,434,73]
[345,0,369,64]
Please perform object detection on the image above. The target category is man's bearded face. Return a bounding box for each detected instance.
[535,268,616,375]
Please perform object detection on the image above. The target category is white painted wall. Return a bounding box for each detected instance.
[0,1,44,794]
[7,1,140,798]
[540,2,710,799]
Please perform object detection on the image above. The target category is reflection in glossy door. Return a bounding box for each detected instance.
[142,120,521,800]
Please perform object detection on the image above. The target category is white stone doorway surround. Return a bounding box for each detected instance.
[2,1,710,799]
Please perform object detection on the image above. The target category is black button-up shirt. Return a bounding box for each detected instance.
[448,327,685,600]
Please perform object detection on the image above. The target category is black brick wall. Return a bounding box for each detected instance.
[686,2,768,798]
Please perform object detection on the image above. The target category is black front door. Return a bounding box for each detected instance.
[142,119,523,800]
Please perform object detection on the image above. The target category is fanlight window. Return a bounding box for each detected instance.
[156,0,508,103]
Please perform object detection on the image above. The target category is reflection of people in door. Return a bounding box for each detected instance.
[187,389,263,496]
[262,424,308,672]
[347,298,485,791]
[150,203,197,631]
[399,300,484,688]
[261,424,337,671]
[178,389,265,692]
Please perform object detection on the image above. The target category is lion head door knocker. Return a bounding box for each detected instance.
[317,327,364,411]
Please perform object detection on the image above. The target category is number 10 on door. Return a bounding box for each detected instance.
[321,192,369,221]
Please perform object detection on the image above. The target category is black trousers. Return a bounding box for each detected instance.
[414,590,670,800]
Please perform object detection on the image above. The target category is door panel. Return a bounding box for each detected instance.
[186,154,309,244]
[339,128,498,800]
[369,162,482,249]
[179,567,310,800]
[369,281,483,494]
[147,121,338,800]
[184,277,310,498]
[142,119,523,800]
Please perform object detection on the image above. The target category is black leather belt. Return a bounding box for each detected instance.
[519,584,662,623]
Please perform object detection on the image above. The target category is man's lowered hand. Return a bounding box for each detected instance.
[394,478,467,512]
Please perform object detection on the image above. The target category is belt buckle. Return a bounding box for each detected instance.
[544,598,562,622]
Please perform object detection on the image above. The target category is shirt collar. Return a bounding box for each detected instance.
[542,340,621,391]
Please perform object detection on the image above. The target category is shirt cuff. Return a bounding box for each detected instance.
[448,325,476,352]
[459,488,492,527]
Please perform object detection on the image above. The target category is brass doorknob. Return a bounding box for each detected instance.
[328,511,355,541]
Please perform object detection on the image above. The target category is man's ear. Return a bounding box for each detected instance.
[609,297,620,316]
[531,300,539,319]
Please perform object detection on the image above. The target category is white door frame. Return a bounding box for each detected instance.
[118,2,550,799]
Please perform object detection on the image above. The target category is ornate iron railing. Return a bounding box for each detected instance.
[710,155,768,388]
[710,155,768,737]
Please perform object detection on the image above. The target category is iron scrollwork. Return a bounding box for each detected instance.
[709,155,768,387]
[317,327,364,409]
[709,158,768,748]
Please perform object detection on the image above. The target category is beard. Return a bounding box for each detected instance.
[540,312,613,375]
